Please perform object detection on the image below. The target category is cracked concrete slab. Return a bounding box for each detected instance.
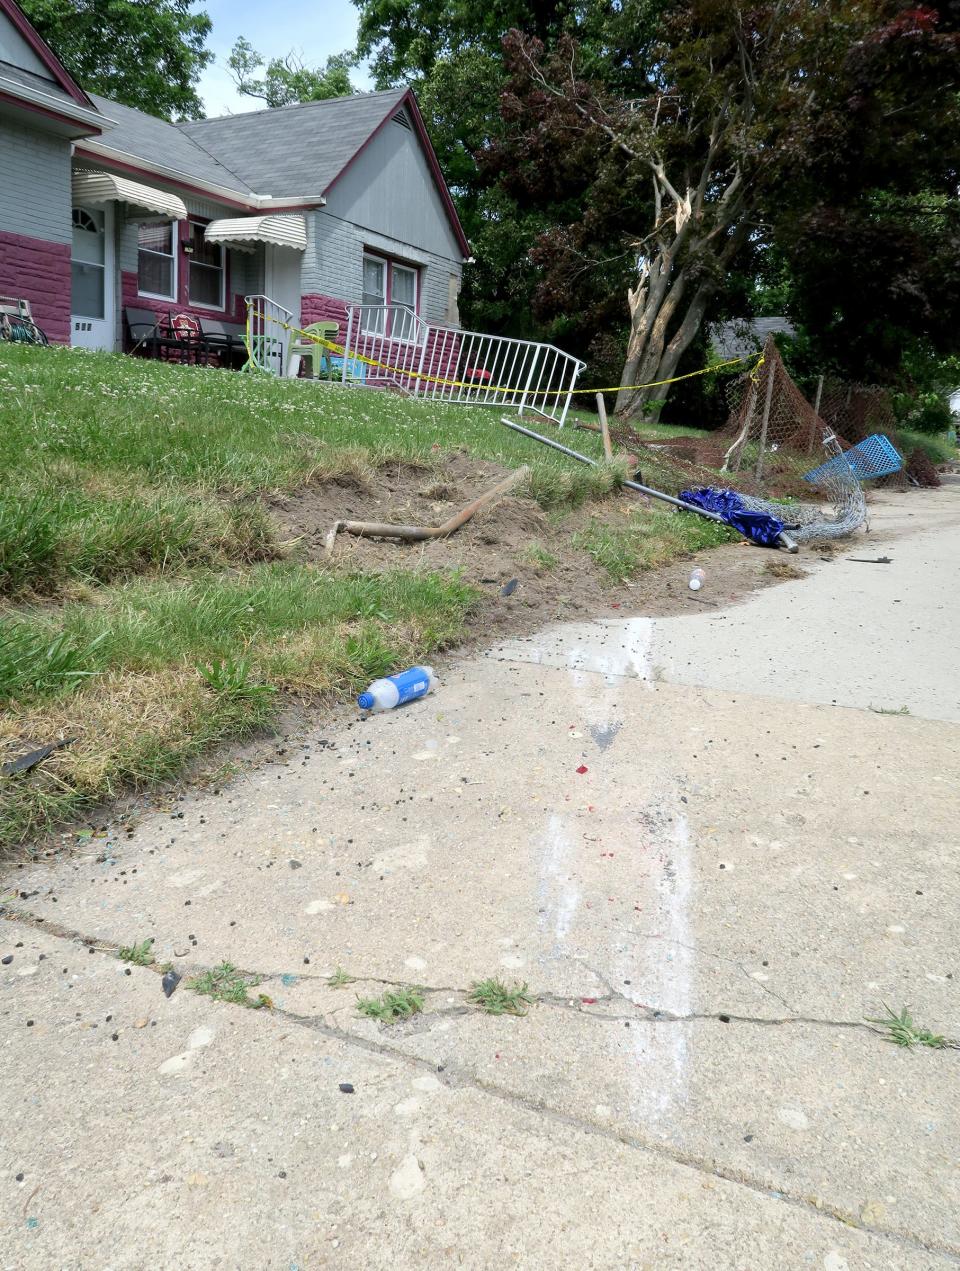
[2,485,959,1267]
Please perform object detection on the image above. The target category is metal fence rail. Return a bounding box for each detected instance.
[341,304,585,427]
[245,297,586,426]
[245,294,292,376]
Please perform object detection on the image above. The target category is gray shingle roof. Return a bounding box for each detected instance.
[87,93,254,195]
[177,89,407,198]
[0,58,74,105]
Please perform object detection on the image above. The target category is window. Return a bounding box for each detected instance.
[137,221,176,300]
[362,253,419,338]
[187,222,224,308]
[72,206,106,319]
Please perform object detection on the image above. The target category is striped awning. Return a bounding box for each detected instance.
[203,214,307,253]
[71,169,187,220]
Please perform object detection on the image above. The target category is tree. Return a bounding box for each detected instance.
[227,38,357,107]
[494,4,960,421]
[19,0,212,119]
[352,0,653,340]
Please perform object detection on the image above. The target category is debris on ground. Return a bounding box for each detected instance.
[324,465,529,554]
[1,738,75,777]
[358,666,436,712]
[161,970,181,999]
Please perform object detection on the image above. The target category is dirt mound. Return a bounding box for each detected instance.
[267,452,799,646]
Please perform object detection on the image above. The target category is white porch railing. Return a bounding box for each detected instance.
[244,294,292,375]
[341,304,586,427]
[245,297,587,426]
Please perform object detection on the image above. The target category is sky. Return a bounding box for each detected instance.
[196,0,374,118]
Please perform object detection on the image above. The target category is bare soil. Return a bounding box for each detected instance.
[269,451,801,648]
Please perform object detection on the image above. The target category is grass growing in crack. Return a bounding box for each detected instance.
[189,961,266,1008]
[867,1004,946,1049]
[869,704,911,716]
[573,507,737,583]
[328,966,354,988]
[467,978,534,1016]
[356,987,425,1023]
[118,937,154,966]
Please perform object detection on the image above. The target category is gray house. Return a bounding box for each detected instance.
[0,0,470,352]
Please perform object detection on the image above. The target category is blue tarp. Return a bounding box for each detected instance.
[679,487,784,547]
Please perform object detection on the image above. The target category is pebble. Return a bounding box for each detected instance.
[338,1083,355,1094]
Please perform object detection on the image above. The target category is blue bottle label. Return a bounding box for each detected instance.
[392,667,431,705]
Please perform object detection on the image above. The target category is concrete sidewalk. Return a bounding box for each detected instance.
[3,486,959,1269]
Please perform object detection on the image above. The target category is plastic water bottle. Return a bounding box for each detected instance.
[688,567,705,592]
[357,666,436,712]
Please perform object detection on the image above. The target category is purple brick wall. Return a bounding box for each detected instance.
[0,229,71,344]
[301,292,461,391]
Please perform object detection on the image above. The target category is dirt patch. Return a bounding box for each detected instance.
[268,451,796,646]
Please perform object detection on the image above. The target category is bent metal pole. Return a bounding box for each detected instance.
[498,417,799,553]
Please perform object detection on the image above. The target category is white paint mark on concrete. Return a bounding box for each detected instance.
[619,805,694,1127]
[389,1154,425,1200]
[337,1154,353,1169]
[412,1075,442,1093]
[404,956,427,971]
[778,1107,810,1131]
[371,839,429,872]
[188,1025,215,1050]
[158,1052,192,1076]
[16,965,38,976]
[305,899,333,915]
[886,924,906,934]
[537,814,579,952]
[166,869,204,888]
[824,1253,850,1271]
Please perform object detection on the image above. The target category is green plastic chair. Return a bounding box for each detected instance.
[289,321,340,379]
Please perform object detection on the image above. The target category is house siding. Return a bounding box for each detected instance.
[0,117,71,245]
[115,191,262,342]
[305,210,462,329]
[0,118,72,341]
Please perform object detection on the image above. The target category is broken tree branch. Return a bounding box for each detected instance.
[324,466,530,555]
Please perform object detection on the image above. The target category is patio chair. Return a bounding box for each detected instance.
[288,321,339,379]
[169,313,211,365]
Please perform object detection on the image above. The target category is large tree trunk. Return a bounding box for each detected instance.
[615,219,749,424]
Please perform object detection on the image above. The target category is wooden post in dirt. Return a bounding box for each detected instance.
[754,348,777,481]
[807,374,825,453]
[596,392,614,461]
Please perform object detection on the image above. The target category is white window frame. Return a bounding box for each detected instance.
[361,252,420,342]
[187,220,225,311]
[137,220,178,302]
[361,252,387,335]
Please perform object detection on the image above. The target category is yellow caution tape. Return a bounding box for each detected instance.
[247,309,762,397]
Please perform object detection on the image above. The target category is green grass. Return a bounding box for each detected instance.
[189,961,267,1008]
[895,429,956,466]
[328,967,355,988]
[118,937,154,966]
[0,346,733,848]
[467,978,534,1016]
[0,567,477,845]
[355,986,425,1023]
[573,507,738,582]
[518,542,559,571]
[867,1004,947,1049]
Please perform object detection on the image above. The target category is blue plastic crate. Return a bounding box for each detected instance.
[803,433,903,485]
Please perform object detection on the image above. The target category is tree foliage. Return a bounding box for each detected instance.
[491,3,960,416]
[20,0,213,119]
[227,39,357,107]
